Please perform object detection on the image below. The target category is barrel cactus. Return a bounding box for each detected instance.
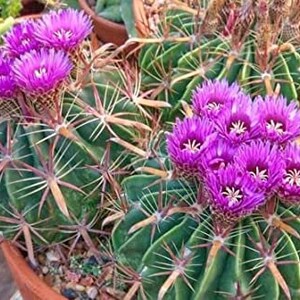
[111,79,300,300]
[0,8,151,267]
[110,1,300,299]
[136,0,300,119]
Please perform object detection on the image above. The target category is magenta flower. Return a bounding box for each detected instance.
[167,116,217,177]
[0,76,16,99]
[34,8,92,52]
[199,139,235,173]
[0,53,17,99]
[253,95,300,144]
[3,20,40,57]
[0,52,19,117]
[192,80,242,120]
[0,52,11,75]
[215,94,259,145]
[234,141,284,195]
[206,166,265,223]
[278,143,300,204]
[12,48,72,95]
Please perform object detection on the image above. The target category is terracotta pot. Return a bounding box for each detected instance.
[1,241,66,300]
[78,0,149,46]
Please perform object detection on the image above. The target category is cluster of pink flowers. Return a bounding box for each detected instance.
[0,8,92,113]
[167,80,300,222]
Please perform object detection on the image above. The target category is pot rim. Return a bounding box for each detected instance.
[78,0,149,45]
[1,241,66,300]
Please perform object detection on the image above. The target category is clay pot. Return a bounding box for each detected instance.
[1,241,66,300]
[78,0,149,46]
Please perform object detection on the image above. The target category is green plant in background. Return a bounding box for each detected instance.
[62,0,141,37]
[95,0,123,23]
[0,0,22,19]
[0,0,21,36]
[95,0,140,36]
[0,17,14,36]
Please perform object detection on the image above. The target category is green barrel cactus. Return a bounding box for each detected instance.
[112,154,300,299]
[0,8,153,266]
[110,1,300,299]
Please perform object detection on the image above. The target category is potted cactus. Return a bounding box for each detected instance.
[0,1,300,300]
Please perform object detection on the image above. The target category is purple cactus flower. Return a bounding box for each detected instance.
[215,94,259,145]
[278,143,300,204]
[0,76,16,99]
[0,52,11,76]
[253,95,300,145]
[0,53,19,117]
[167,116,217,177]
[3,20,40,57]
[234,141,285,195]
[12,48,72,95]
[192,79,242,120]
[206,166,265,223]
[0,53,17,99]
[199,139,236,173]
[34,8,92,52]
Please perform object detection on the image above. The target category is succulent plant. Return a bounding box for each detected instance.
[95,0,123,23]
[0,8,153,267]
[109,1,300,299]
[111,80,300,300]
[93,0,140,37]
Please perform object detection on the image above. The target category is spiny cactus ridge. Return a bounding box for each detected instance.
[138,0,300,119]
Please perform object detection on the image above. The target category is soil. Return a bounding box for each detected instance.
[34,241,127,300]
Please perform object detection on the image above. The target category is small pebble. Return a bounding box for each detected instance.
[42,266,49,274]
[75,284,86,292]
[44,274,54,286]
[86,286,98,299]
[80,276,94,286]
[66,282,76,289]
[58,265,64,275]
[86,255,98,265]
[66,270,81,283]
[46,250,60,262]
[37,254,46,264]
[54,275,62,284]
[61,288,78,300]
